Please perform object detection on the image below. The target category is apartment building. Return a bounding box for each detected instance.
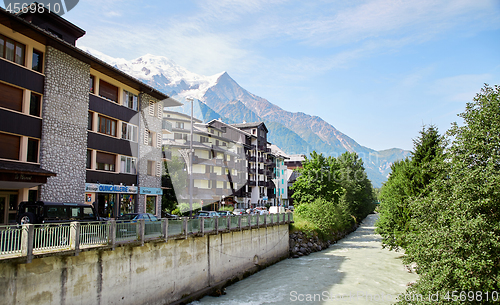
[230,122,277,207]
[162,112,248,210]
[272,152,289,207]
[0,7,180,223]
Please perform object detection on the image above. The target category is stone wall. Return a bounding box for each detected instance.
[137,93,162,214]
[39,46,90,203]
[0,225,289,305]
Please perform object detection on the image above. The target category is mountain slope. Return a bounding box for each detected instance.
[81,47,409,187]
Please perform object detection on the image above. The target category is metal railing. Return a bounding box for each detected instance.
[0,213,293,262]
[0,225,23,257]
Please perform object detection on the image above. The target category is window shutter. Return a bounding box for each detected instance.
[144,129,149,145]
[156,162,161,177]
[157,133,162,148]
[157,103,162,119]
[99,80,118,102]
[149,101,154,116]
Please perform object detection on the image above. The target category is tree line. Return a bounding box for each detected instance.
[376,84,500,304]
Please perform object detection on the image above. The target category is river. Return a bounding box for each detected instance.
[190,213,418,305]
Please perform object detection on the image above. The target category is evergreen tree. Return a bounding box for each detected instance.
[376,125,446,250]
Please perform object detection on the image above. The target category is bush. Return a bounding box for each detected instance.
[295,197,352,239]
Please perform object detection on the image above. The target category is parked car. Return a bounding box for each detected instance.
[254,207,269,215]
[269,206,285,214]
[117,213,159,222]
[232,209,246,215]
[195,211,220,218]
[161,211,179,219]
[217,211,233,217]
[16,201,100,224]
[115,213,160,238]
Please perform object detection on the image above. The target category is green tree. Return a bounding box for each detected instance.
[337,152,376,222]
[161,156,187,213]
[376,125,446,250]
[291,151,341,204]
[291,151,376,238]
[400,85,500,303]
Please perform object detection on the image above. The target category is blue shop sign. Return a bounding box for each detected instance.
[140,187,163,195]
[85,183,138,194]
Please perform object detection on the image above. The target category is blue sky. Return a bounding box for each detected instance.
[6,0,500,151]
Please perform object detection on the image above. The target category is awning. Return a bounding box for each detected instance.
[0,160,56,189]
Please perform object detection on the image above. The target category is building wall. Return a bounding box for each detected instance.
[0,225,289,305]
[138,93,162,214]
[39,46,90,203]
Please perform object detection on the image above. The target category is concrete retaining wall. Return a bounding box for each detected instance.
[0,224,289,305]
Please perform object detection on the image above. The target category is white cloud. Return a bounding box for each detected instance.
[431,74,492,102]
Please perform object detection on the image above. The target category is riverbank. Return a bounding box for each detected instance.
[289,222,359,258]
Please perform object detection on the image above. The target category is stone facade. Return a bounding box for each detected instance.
[137,93,163,214]
[39,46,90,203]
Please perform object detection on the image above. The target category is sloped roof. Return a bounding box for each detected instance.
[231,121,268,133]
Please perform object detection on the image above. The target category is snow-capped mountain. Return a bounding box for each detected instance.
[80,46,222,100]
[81,47,410,187]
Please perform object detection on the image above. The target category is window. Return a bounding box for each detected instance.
[123,90,138,110]
[88,111,93,130]
[96,152,116,171]
[120,156,137,174]
[174,133,187,141]
[121,122,137,142]
[0,34,25,65]
[89,75,95,93]
[148,131,153,146]
[98,115,117,137]
[28,190,38,202]
[175,122,184,129]
[147,160,155,176]
[200,136,209,143]
[0,132,20,160]
[146,196,156,214]
[86,150,92,169]
[0,82,23,112]
[99,79,118,102]
[29,93,41,117]
[27,138,39,163]
[32,49,43,73]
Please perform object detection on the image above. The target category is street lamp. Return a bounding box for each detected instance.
[187,97,194,217]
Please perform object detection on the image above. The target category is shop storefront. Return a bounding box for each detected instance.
[0,161,56,224]
[140,187,162,216]
[85,183,138,219]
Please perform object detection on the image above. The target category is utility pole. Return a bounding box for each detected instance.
[188,97,194,217]
[256,128,258,207]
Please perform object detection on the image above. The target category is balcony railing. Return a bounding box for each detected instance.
[0,214,294,262]
[162,120,173,133]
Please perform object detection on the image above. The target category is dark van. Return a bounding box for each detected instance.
[16,201,100,224]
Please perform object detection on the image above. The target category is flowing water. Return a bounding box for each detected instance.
[190,213,418,305]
